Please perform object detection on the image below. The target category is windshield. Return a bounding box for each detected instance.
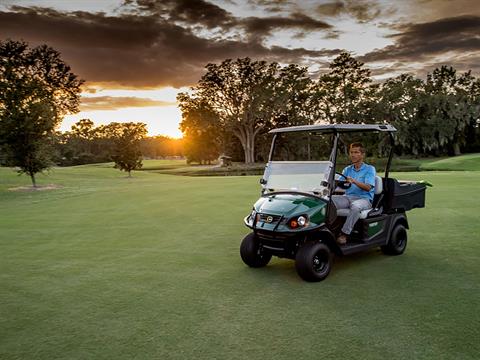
[262,131,334,194]
[271,132,334,162]
[263,161,332,193]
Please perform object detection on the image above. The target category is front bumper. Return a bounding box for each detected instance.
[244,215,326,259]
[243,215,324,233]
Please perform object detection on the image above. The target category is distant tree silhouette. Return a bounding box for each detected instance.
[0,40,83,186]
[140,136,183,159]
[108,122,147,177]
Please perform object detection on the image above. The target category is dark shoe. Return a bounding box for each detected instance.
[336,233,347,245]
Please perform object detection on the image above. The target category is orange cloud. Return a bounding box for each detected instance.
[79,96,176,111]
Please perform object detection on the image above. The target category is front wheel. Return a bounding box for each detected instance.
[240,233,272,268]
[381,224,408,255]
[295,242,333,282]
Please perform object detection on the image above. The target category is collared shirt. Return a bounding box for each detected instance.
[342,163,376,202]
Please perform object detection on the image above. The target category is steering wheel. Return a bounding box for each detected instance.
[335,172,352,189]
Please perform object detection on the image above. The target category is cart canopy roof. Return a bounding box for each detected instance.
[269,123,396,134]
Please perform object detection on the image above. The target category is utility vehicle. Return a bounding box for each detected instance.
[240,124,427,282]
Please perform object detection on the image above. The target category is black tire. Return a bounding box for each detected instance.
[295,242,332,282]
[381,224,408,255]
[240,233,272,268]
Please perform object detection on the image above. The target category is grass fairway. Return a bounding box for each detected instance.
[420,153,480,171]
[1,165,479,360]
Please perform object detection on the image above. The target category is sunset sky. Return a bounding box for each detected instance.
[1,0,479,138]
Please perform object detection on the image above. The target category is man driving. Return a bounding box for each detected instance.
[332,142,376,245]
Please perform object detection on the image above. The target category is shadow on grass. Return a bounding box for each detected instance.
[238,248,389,283]
[236,245,463,285]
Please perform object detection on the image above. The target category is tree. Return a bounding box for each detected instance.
[0,40,83,186]
[375,74,426,155]
[71,119,94,139]
[178,58,281,164]
[271,64,315,127]
[178,94,223,164]
[423,66,480,155]
[374,67,480,156]
[316,52,372,123]
[70,118,95,158]
[55,119,113,166]
[107,122,147,177]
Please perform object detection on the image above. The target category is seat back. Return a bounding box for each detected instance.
[370,176,384,213]
[374,175,383,195]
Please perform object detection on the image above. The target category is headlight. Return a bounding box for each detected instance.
[289,215,309,229]
[297,215,308,226]
[289,219,298,228]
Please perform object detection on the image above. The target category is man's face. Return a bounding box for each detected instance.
[349,147,364,164]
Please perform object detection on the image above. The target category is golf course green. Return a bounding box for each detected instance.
[1,160,479,359]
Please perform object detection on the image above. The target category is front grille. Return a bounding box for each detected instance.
[256,230,299,258]
[257,213,282,224]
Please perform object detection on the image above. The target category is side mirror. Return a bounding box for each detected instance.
[259,178,267,185]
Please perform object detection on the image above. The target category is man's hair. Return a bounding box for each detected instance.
[349,142,365,154]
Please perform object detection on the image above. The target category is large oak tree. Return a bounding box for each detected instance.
[178,58,281,164]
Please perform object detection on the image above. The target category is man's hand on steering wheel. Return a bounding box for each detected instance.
[335,172,352,189]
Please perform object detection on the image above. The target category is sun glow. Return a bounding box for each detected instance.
[61,86,187,138]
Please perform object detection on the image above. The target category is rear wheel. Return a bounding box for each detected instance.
[295,242,332,282]
[381,224,408,255]
[240,233,272,268]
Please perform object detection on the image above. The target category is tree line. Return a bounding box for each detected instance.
[178,54,480,163]
[55,119,183,167]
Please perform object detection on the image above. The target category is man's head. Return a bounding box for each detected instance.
[349,142,365,165]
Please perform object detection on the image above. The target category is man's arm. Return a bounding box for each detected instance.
[346,177,372,192]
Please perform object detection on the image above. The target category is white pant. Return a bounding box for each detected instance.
[332,195,372,235]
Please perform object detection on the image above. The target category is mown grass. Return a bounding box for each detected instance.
[420,153,480,171]
[0,165,479,359]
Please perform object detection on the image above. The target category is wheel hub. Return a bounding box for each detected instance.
[313,254,326,272]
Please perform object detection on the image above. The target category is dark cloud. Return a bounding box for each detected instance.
[361,15,480,63]
[123,1,334,42]
[123,0,235,29]
[241,12,332,41]
[399,0,480,24]
[80,96,176,111]
[316,1,391,23]
[0,6,337,88]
